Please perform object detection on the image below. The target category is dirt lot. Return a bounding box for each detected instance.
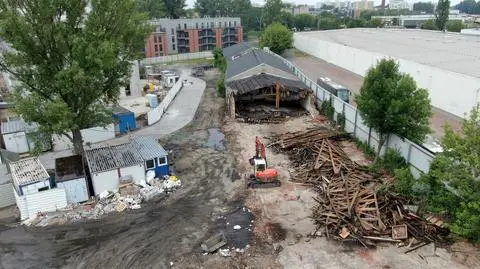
[0,69,477,269]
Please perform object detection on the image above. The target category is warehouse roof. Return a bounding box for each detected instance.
[85,144,143,173]
[225,48,293,80]
[298,29,480,78]
[1,119,39,134]
[10,157,49,186]
[132,136,168,160]
[227,73,307,94]
[223,42,252,59]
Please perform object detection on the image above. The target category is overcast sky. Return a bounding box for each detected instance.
[185,0,463,9]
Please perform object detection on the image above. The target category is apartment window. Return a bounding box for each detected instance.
[172,36,175,43]
[154,36,158,43]
[224,22,227,27]
[159,44,163,51]
[211,22,214,28]
[196,22,198,28]
[173,44,176,50]
[184,23,187,29]
[154,44,158,52]
[229,21,231,27]
[201,22,204,29]
[234,21,236,27]
[178,23,181,29]
[171,28,174,35]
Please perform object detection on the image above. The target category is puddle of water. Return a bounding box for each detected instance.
[206,128,225,151]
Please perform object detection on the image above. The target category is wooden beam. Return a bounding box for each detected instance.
[275,83,281,109]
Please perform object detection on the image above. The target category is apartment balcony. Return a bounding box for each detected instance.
[222,36,238,43]
[199,30,215,38]
[199,38,216,45]
[177,41,189,47]
[222,29,237,37]
[199,44,215,51]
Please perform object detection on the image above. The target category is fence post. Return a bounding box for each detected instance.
[407,144,412,163]
[342,102,345,115]
[367,127,372,147]
[353,110,358,137]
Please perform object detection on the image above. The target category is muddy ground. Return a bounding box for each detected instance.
[1,71,479,269]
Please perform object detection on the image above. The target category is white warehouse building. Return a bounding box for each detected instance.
[294,29,480,119]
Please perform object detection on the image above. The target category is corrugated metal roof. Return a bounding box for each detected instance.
[225,48,293,80]
[1,119,39,134]
[110,143,143,168]
[85,143,143,173]
[227,73,307,95]
[132,136,168,160]
[10,157,49,186]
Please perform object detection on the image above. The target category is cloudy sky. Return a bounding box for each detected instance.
[185,0,463,8]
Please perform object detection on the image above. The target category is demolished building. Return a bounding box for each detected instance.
[224,44,314,122]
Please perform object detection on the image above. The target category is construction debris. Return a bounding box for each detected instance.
[268,128,448,247]
[236,104,308,124]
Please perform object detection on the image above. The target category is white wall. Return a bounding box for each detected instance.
[0,183,15,208]
[294,33,480,118]
[52,124,115,151]
[21,180,51,195]
[56,177,89,204]
[15,188,67,220]
[148,80,183,125]
[3,132,29,154]
[91,169,119,196]
[119,165,145,185]
[140,51,213,66]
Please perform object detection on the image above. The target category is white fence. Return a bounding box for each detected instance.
[265,50,435,176]
[294,32,480,119]
[140,51,213,66]
[147,80,183,125]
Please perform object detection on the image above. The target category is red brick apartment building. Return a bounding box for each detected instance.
[145,17,243,57]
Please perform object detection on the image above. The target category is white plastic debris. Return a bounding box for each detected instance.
[99,190,110,199]
[233,225,241,230]
[146,170,156,185]
[219,248,231,257]
[170,261,173,266]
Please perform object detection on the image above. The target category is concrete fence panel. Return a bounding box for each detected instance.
[147,80,183,125]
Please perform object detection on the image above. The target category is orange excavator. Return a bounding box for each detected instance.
[247,136,280,188]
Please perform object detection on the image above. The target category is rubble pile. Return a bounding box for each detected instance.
[269,128,448,246]
[236,104,308,124]
[25,176,182,227]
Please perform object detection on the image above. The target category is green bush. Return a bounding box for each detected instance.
[354,138,376,158]
[217,74,226,97]
[320,100,335,121]
[337,113,346,130]
[380,148,407,173]
[393,167,415,198]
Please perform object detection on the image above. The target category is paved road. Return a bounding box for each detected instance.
[39,74,207,169]
[289,55,463,138]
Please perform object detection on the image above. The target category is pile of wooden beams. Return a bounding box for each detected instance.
[268,128,448,246]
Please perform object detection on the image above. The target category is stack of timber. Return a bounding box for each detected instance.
[236,105,308,124]
[268,128,448,247]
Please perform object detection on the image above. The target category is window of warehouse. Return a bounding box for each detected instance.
[146,159,155,169]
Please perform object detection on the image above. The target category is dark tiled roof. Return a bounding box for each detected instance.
[227,73,307,95]
[225,48,293,80]
[223,42,251,59]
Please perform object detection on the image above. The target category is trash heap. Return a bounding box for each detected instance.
[269,128,448,247]
[25,175,182,226]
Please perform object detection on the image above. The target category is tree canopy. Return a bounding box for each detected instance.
[421,19,437,30]
[413,2,435,13]
[163,0,185,18]
[136,0,165,19]
[435,0,450,30]
[264,0,284,25]
[355,59,432,160]
[446,20,466,32]
[424,105,480,241]
[259,23,293,55]
[455,0,480,14]
[0,0,150,154]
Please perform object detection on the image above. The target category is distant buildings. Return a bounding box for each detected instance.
[389,0,413,11]
[145,17,243,58]
[353,0,374,18]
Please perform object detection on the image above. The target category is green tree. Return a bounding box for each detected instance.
[355,59,432,161]
[259,23,293,54]
[163,0,186,18]
[264,0,284,25]
[413,2,435,13]
[294,14,317,30]
[421,19,437,29]
[425,105,480,241]
[136,0,165,19]
[435,0,450,30]
[368,18,383,28]
[213,47,226,72]
[0,0,150,155]
[446,20,465,32]
[455,0,480,14]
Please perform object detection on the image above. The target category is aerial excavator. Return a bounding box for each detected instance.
[247,136,280,188]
